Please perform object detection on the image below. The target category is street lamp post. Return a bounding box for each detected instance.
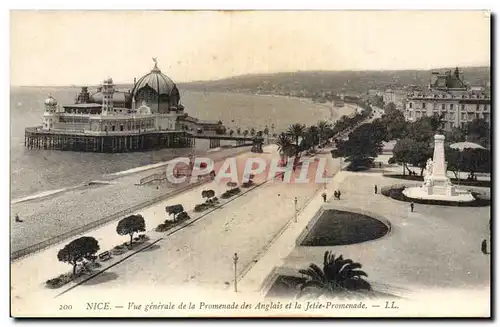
[233,253,239,292]
[294,197,298,223]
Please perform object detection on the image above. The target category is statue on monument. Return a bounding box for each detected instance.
[425,158,434,177]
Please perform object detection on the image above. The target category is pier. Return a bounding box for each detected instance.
[24,127,194,153]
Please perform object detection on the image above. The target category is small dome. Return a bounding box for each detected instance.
[44,94,57,106]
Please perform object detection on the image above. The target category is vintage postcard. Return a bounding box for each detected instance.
[9,10,491,318]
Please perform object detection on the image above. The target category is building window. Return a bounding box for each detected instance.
[409,102,413,109]
[112,125,116,131]
[450,104,454,110]
[120,125,124,131]
[461,105,465,110]
[422,103,426,109]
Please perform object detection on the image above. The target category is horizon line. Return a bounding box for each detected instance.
[11,64,491,88]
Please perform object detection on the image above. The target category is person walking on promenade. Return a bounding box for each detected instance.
[14,213,23,223]
[337,190,341,200]
[334,190,339,200]
[374,185,378,194]
[322,192,327,202]
[410,202,415,213]
[481,239,489,255]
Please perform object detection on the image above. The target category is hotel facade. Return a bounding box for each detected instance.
[405,68,491,130]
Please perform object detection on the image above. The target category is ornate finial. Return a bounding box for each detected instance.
[152,57,160,71]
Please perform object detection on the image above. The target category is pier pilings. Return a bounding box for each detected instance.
[24,127,194,153]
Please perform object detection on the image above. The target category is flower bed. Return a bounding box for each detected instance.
[221,187,242,199]
[155,211,191,232]
[45,234,150,289]
[384,174,491,187]
[381,185,491,207]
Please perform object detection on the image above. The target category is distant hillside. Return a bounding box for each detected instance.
[178,67,490,98]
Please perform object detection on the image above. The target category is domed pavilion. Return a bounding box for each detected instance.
[129,58,182,114]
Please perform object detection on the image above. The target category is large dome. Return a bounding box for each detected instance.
[130,59,181,114]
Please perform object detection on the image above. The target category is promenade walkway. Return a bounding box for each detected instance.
[11,145,339,316]
[239,156,490,303]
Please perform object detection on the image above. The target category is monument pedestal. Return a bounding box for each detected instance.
[403,134,472,202]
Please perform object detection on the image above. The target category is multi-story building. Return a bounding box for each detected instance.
[405,67,491,130]
[383,89,408,109]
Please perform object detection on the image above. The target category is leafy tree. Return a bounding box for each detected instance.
[444,127,466,144]
[405,116,437,144]
[391,138,432,175]
[229,129,234,136]
[57,237,100,276]
[243,130,249,137]
[236,128,241,135]
[297,251,371,299]
[383,102,397,114]
[379,108,407,140]
[250,128,256,136]
[332,122,384,168]
[202,189,215,201]
[446,147,490,179]
[466,118,491,148]
[166,204,184,221]
[116,214,146,246]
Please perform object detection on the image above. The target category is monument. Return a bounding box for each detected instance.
[403,134,474,202]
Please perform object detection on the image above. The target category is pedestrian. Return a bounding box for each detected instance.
[374,185,378,194]
[334,190,338,200]
[410,202,414,212]
[337,190,341,200]
[481,239,489,255]
[322,192,327,202]
[15,213,23,223]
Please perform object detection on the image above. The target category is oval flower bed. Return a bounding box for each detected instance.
[381,185,491,207]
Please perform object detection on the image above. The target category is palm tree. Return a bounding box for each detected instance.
[317,120,332,145]
[297,251,372,300]
[287,123,306,147]
[276,132,293,161]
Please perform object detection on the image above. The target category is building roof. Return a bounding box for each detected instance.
[430,67,467,91]
[131,60,178,97]
[450,142,486,151]
[63,103,102,108]
[89,90,130,105]
[198,120,220,125]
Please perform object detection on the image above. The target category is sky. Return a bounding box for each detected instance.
[10,10,491,86]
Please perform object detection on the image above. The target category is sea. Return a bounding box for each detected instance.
[10,87,337,201]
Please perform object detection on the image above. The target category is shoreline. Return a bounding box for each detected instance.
[10,145,249,206]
